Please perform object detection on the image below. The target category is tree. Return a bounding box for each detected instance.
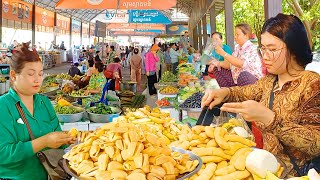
[283,0,320,50]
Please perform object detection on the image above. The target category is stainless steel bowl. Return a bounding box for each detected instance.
[87,107,121,123]
[56,108,84,123]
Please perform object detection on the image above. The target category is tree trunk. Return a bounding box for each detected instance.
[303,21,314,49]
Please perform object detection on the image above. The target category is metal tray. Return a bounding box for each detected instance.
[62,147,203,180]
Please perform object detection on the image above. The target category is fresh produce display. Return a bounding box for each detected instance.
[118,90,135,107]
[156,99,171,107]
[72,75,82,82]
[54,104,83,114]
[123,106,183,141]
[179,92,204,109]
[170,126,285,180]
[159,86,179,94]
[118,90,135,97]
[106,94,119,102]
[40,82,59,93]
[177,63,196,74]
[179,73,198,87]
[43,75,58,84]
[221,118,254,140]
[178,56,188,64]
[0,76,6,83]
[62,83,74,94]
[131,95,146,108]
[179,83,204,101]
[63,120,199,180]
[56,73,72,80]
[87,103,113,114]
[70,89,90,97]
[159,71,178,82]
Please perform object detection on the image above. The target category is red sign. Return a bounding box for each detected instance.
[2,0,32,23]
[56,14,70,31]
[35,6,54,27]
[56,0,176,10]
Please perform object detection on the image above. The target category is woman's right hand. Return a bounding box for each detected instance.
[201,88,230,109]
[43,132,75,149]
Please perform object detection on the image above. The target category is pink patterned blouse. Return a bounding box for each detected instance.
[231,40,263,84]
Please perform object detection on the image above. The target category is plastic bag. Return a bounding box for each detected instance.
[200,38,217,65]
[213,111,254,141]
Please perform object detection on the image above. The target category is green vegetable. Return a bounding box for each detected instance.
[159,71,177,82]
[54,105,83,114]
[131,95,145,108]
[88,103,113,114]
[106,95,118,101]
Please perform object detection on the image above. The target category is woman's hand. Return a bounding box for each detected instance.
[221,100,275,126]
[43,132,75,149]
[201,88,230,109]
[215,46,225,56]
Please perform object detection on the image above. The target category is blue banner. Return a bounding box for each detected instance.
[135,29,163,33]
[128,10,171,24]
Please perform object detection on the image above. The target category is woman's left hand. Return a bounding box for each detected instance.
[221,100,275,126]
[215,46,225,56]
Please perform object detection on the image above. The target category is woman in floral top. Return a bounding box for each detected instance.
[87,61,106,94]
[210,23,264,87]
[202,14,319,176]
[107,45,117,64]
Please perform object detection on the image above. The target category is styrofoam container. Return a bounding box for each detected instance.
[60,121,90,131]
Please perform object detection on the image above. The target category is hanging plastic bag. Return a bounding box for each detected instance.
[200,38,217,65]
[213,111,254,141]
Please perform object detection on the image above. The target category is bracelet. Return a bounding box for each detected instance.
[223,53,228,58]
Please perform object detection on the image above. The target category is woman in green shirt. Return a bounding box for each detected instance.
[87,61,106,94]
[0,43,75,180]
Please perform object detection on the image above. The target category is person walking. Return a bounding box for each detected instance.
[130,48,142,92]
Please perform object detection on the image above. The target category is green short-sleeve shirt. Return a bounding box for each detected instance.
[88,72,107,91]
[0,88,62,180]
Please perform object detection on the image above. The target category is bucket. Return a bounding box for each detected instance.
[0,83,6,94]
[120,82,137,92]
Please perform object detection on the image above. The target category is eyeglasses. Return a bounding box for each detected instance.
[257,46,286,59]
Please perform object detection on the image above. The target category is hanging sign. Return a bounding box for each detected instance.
[166,24,188,35]
[106,23,165,31]
[2,0,32,23]
[56,0,176,10]
[95,20,106,37]
[128,10,171,24]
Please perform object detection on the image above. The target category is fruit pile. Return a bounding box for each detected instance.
[179,83,204,101]
[57,73,72,80]
[179,92,204,109]
[63,120,199,180]
[179,73,198,87]
[159,86,179,94]
[170,126,284,180]
[70,89,90,97]
[156,99,171,107]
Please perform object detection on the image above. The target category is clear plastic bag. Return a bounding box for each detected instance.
[200,38,217,65]
[213,111,254,140]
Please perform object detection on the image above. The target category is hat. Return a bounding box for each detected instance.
[150,44,160,51]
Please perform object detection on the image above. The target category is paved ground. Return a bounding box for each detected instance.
[44,63,157,108]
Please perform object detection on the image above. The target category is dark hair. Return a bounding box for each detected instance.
[169,43,175,47]
[235,23,252,36]
[110,46,115,51]
[88,60,94,67]
[262,13,313,67]
[113,57,121,63]
[74,62,79,66]
[96,51,100,54]
[133,48,139,54]
[212,32,223,40]
[10,42,41,74]
[94,61,104,73]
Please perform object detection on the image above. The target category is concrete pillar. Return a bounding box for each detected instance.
[264,0,282,20]
[224,0,234,50]
[32,1,36,46]
[54,12,57,45]
[210,5,216,34]
[198,21,203,52]
[69,18,72,49]
[202,15,208,46]
[0,2,2,43]
[193,26,198,50]
[80,22,83,46]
